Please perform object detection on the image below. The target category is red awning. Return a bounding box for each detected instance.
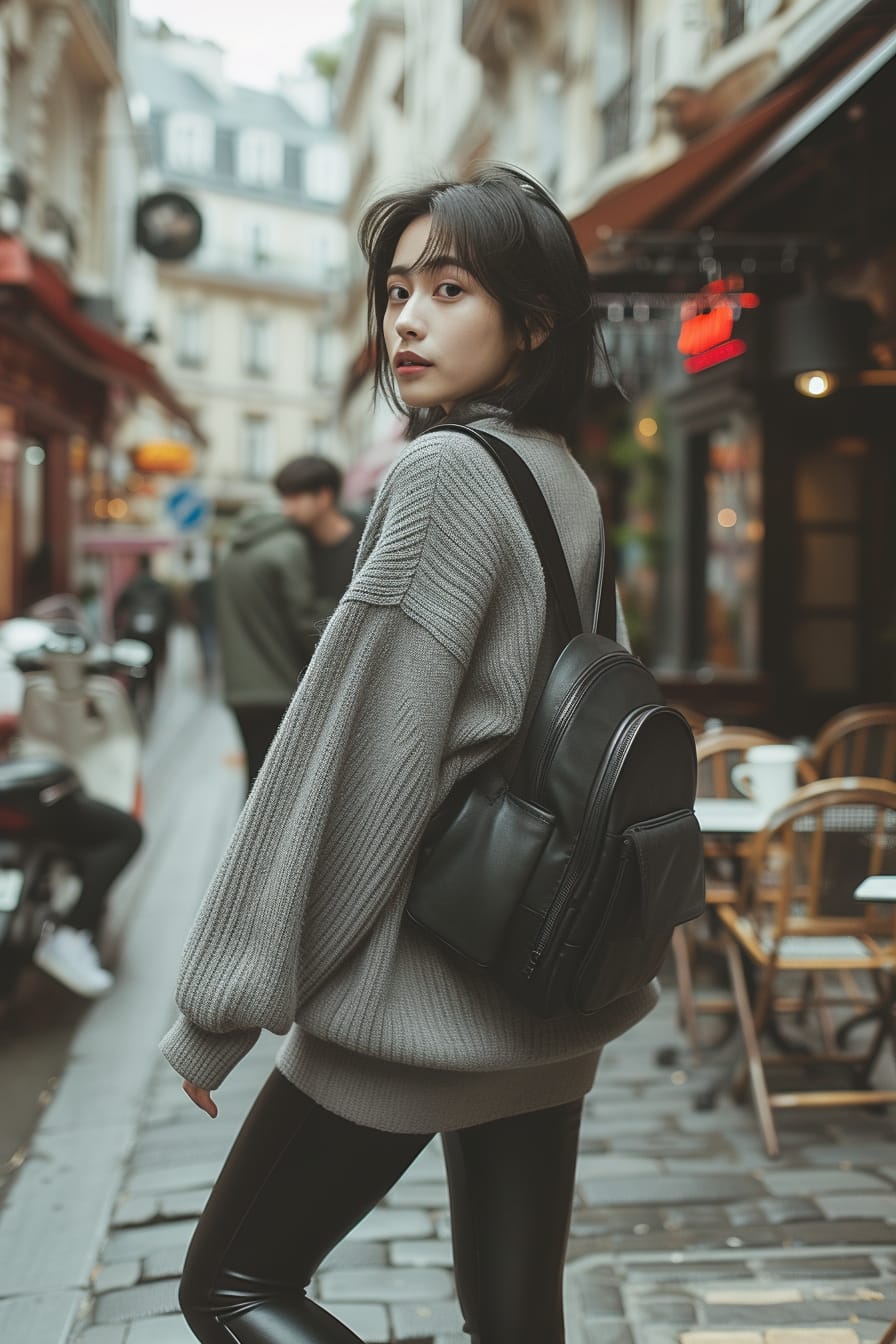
[571,80,810,250]
[571,8,894,257]
[0,237,203,440]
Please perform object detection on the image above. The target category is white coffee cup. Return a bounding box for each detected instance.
[731,744,801,813]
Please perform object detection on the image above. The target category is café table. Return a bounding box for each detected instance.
[694,796,771,835]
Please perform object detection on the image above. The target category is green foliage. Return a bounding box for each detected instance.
[308,47,342,82]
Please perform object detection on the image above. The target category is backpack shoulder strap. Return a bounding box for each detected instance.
[440,423,583,641]
[594,513,616,639]
[441,423,619,640]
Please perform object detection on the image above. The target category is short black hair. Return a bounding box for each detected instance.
[358,163,614,441]
[273,456,343,498]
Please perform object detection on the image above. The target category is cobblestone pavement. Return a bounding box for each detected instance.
[64,1003,896,1344]
[2,638,896,1344]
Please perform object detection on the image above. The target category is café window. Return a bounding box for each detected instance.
[689,411,762,673]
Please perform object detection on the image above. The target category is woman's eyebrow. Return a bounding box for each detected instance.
[387,254,466,277]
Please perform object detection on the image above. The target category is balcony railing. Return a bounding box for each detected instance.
[602,76,634,164]
[721,0,746,45]
[86,0,118,51]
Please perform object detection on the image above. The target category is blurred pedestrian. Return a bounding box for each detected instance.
[112,554,174,695]
[162,165,653,1344]
[188,570,217,689]
[272,456,365,609]
[215,462,350,792]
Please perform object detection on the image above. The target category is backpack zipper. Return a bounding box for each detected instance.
[526,703,662,978]
[531,652,641,801]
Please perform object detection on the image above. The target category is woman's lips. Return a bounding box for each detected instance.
[395,362,432,376]
[394,351,433,375]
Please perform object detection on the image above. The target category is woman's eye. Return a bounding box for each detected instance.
[437,282,463,298]
[387,284,409,302]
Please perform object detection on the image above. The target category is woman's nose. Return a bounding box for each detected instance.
[395,297,426,338]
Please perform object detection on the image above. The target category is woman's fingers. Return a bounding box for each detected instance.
[182,1080,218,1117]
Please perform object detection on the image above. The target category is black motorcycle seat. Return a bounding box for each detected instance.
[0,758,78,798]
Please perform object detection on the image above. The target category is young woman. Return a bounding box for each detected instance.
[161,165,658,1344]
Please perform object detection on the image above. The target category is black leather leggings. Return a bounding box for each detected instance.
[179,1070,583,1344]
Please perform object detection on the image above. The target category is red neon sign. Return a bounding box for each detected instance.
[683,339,747,374]
[678,278,759,373]
[679,305,734,355]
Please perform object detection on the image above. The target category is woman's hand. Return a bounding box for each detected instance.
[182,1080,218,1117]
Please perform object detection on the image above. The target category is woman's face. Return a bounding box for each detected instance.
[383,214,524,413]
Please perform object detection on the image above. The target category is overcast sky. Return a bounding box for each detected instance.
[130,0,357,88]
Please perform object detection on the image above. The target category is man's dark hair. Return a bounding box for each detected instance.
[358,163,616,441]
[273,455,343,498]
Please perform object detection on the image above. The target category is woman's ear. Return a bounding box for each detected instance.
[529,322,552,351]
[515,314,553,352]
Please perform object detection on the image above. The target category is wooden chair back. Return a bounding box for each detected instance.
[812,704,896,782]
[740,777,896,943]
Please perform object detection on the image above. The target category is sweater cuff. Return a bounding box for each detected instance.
[159,1014,261,1090]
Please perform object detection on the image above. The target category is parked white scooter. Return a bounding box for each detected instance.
[0,606,149,995]
[13,617,149,814]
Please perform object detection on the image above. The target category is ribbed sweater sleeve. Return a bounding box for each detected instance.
[160,434,546,1090]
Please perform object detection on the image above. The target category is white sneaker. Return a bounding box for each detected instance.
[33,926,114,998]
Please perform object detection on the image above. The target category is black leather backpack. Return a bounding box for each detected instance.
[406,426,705,1019]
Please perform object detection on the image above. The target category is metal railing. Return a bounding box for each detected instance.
[602,76,634,164]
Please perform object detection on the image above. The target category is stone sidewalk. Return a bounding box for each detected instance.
[66,1000,896,1344]
[1,634,895,1344]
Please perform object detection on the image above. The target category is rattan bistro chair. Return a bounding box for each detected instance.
[811,703,896,781]
[671,729,814,1049]
[716,777,896,1158]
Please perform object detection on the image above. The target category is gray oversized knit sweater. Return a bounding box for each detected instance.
[160,413,658,1131]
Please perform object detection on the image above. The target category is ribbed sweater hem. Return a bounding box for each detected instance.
[275,1030,601,1133]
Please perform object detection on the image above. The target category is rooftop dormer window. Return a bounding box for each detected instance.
[166,112,214,174]
[238,129,283,188]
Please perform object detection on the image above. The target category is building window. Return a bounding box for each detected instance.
[241,414,273,479]
[596,0,635,164]
[237,129,283,187]
[243,314,273,377]
[166,113,214,173]
[312,328,338,386]
[175,305,205,368]
[305,142,347,204]
[721,0,746,45]
[244,218,272,267]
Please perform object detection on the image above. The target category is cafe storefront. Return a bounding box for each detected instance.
[572,14,896,734]
[0,237,199,619]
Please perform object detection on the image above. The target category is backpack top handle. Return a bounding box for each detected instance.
[440,424,616,643]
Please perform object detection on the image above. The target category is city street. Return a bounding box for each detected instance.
[0,633,893,1344]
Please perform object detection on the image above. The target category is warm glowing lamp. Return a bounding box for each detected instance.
[794,370,839,398]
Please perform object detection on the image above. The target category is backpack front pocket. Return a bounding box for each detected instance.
[574,808,705,1013]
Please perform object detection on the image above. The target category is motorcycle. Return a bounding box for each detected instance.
[0,614,150,994]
